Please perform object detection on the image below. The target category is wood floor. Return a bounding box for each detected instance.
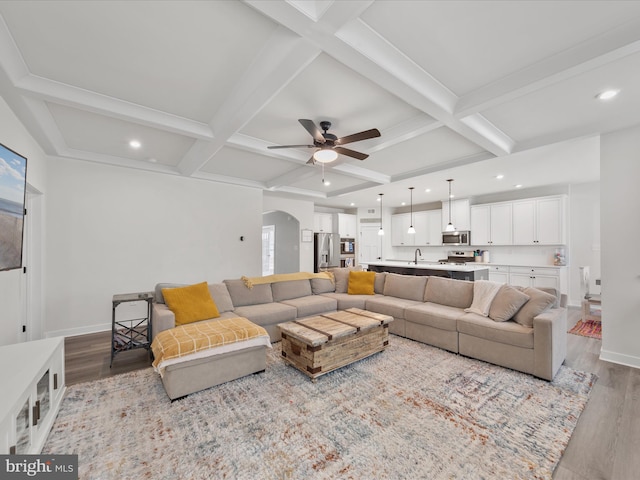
[64,309,638,480]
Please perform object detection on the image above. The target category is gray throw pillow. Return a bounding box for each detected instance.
[513,287,556,327]
[489,285,530,322]
[331,266,363,293]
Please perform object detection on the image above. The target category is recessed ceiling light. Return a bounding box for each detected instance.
[449,194,455,199]
[514,184,523,188]
[425,188,431,193]
[350,202,355,206]
[596,89,619,101]
[401,202,406,206]
[496,174,504,180]
[129,140,142,149]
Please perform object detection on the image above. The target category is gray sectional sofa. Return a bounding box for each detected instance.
[152,268,567,381]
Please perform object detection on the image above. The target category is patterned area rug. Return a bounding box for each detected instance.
[569,320,602,339]
[44,336,596,480]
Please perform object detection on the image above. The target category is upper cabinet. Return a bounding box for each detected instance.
[391,210,442,246]
[470,195,566,246]
[470,203,513,245]
[313,213,334,233]
[442,198,470,232]
[337,213,357,238]
[512,196,566,245]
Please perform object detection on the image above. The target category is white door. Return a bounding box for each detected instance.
[360,225,382,265]
[261,225,275,276]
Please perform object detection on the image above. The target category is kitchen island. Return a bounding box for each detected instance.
[364,261,489,281]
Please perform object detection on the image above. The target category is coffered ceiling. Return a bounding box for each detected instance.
[1,1,637,208]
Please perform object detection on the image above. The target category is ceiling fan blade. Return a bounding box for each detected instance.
[336,128,381,146]
[298,119,326,144]
[306,156,315,165]
[334,146,368,161]
[267,144,315,149]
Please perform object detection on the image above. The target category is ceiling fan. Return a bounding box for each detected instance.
[267,119,381,164]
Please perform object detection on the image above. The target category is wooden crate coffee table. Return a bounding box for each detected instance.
[278,308,393,380]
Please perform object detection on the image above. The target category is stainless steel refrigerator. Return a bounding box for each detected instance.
[314,232,341,272]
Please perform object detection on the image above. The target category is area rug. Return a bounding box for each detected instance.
[569,319,602,339]
[43,336,596,480]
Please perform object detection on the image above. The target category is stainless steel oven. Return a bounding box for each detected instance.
[442,230,470,246]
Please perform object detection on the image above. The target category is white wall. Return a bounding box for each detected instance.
[0,98,47,346]
[44,158,263,337]
[263,193,314,272]
[600,124,640,369]
[568,181,600,303]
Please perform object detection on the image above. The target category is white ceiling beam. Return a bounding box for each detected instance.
[455,18,640,118]
[326,181,384,198]
[16,75,214,140]
[331,162,390,184]
[391,152,496,183]
[228,132,312,164]
[265,165,317,189]
[177,26,321,176]
[247,2,513,157]
[366,115,443,154]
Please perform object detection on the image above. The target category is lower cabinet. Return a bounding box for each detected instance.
[0,337,66,454]
[508,267,562,292]
[488,265,509,284]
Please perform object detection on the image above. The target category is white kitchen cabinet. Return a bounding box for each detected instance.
[488,265,509,284]
[394,210,442,246]
[509,266,562,292]
[512,196,566,245]
[313,213,334,233]
[391,213,413,246]
[442,198,470,232]
[422,210,443,246]
[471,203,513,246]
[0,337,66,454]
[338,213,357,238]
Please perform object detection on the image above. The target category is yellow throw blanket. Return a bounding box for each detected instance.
[151,317,270,374]
[241,271,334,289]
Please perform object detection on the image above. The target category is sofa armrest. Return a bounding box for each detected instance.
[152,303,175,341]
[532,307,567,380]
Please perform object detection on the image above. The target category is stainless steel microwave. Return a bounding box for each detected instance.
[442,230,470,246]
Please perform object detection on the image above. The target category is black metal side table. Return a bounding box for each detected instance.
[111,291,154,367]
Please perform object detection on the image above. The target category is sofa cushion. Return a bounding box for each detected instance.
[271,279,312,302]
[208,283,234,313]
[404,302,463,331]
[457,313,534,349]
[348,271,375,295]
[224,279,273,307]
[513,287,556,327]
[489,285,530,322]
[311,277,335,295]
[365,296,422,319]
[332,266,364,293]
[232,302,296,327]
[424,277,473,308]
[320,292,384,310]
[161,282,220,326]
[374,272,386,294]
[280,296,337,318]
[382,273,428,302]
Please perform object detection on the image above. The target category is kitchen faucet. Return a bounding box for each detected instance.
[414,248,422,265]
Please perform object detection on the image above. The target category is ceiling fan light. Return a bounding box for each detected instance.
[313,149,338,163]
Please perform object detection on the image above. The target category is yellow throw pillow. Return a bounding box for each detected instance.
[162,282,220,326]
[347,271,376,295]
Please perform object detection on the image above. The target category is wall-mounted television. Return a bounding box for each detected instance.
[0,142,27,272]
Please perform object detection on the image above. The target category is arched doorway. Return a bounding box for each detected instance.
[262,210,300,275]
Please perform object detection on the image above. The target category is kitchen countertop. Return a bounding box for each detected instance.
[364,261,490,273]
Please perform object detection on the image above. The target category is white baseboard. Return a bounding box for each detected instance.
[45,322,111,339]
[599,349,640,370]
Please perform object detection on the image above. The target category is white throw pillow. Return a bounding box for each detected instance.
[464,280,504,317]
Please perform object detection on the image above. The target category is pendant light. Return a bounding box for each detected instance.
[378,193,385,236]
[407,187,416,234]
[445,179,456,232]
